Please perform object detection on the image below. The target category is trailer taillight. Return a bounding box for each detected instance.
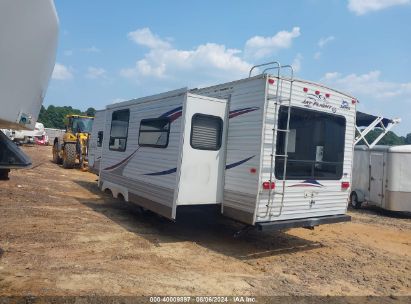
[341,182,350,189]
[352,99,357,104]
[303,87,308,92]
[315,90,320,95]
[263,181,275,190]
[268,79,275,85]
[325,93,330,98]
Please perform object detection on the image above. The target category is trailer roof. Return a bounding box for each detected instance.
[389,145,411,153]
[107,87,188,109]
[292,77,356,100]
[108,73,358,111]
[192,73,357,100]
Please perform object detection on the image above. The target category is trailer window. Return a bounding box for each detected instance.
[190,114,223,151]
[275,106,346,180]
[109,109,130,152]
[97,131,103,147]
[139,118,170,148]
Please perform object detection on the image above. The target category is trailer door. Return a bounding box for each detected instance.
[370,153,384,206]
[176,94,227,206]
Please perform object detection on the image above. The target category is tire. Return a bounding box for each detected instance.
[63,143,76,169]
[52,142,62,164]
[350,192,362,209]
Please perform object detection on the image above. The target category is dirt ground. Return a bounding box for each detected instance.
[0,145,410,297]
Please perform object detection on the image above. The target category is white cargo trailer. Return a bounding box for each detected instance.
[88,110,106,174]
[351,145,411,212]
[97,62,357,230]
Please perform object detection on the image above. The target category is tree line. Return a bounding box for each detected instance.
[37,105,96,129]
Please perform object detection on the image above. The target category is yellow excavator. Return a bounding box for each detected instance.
[52,114,94,169]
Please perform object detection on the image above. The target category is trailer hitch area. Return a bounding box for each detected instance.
[233,225,254,238]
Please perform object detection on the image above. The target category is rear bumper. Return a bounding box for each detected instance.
[256,214,351,231]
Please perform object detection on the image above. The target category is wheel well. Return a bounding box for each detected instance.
[103,188,113,196]
[101,182,128,201]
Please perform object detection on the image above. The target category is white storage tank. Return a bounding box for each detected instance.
[0,0,59,130]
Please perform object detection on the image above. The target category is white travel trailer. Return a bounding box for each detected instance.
[88,110,106,174]
[351,145,411,212]
[97,62,357,230]
[99,90,228,218]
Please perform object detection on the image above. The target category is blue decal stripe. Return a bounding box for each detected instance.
[144,155,255,176]
[303,179,324,186]
[288,179,324,187]
[104,147,140,171]
[229,107,259,119]
[226,155,255,169]
[144,167,177,176]
[229,107,259,114]
[160,106,183,118]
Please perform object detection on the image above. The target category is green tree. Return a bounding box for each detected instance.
[359,129,406,146]
[37,105,49,127]
[85,107,96,117]
[37,105,84,129]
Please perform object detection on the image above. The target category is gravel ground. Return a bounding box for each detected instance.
[0,145,410,297]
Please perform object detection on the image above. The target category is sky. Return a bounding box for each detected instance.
[46,0,411,134]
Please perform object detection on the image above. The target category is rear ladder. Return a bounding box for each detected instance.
[250,62,295,218]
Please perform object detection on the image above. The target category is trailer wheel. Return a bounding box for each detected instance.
[52,142,62,164]
[350,192,362,209]
[63,143,76,169]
